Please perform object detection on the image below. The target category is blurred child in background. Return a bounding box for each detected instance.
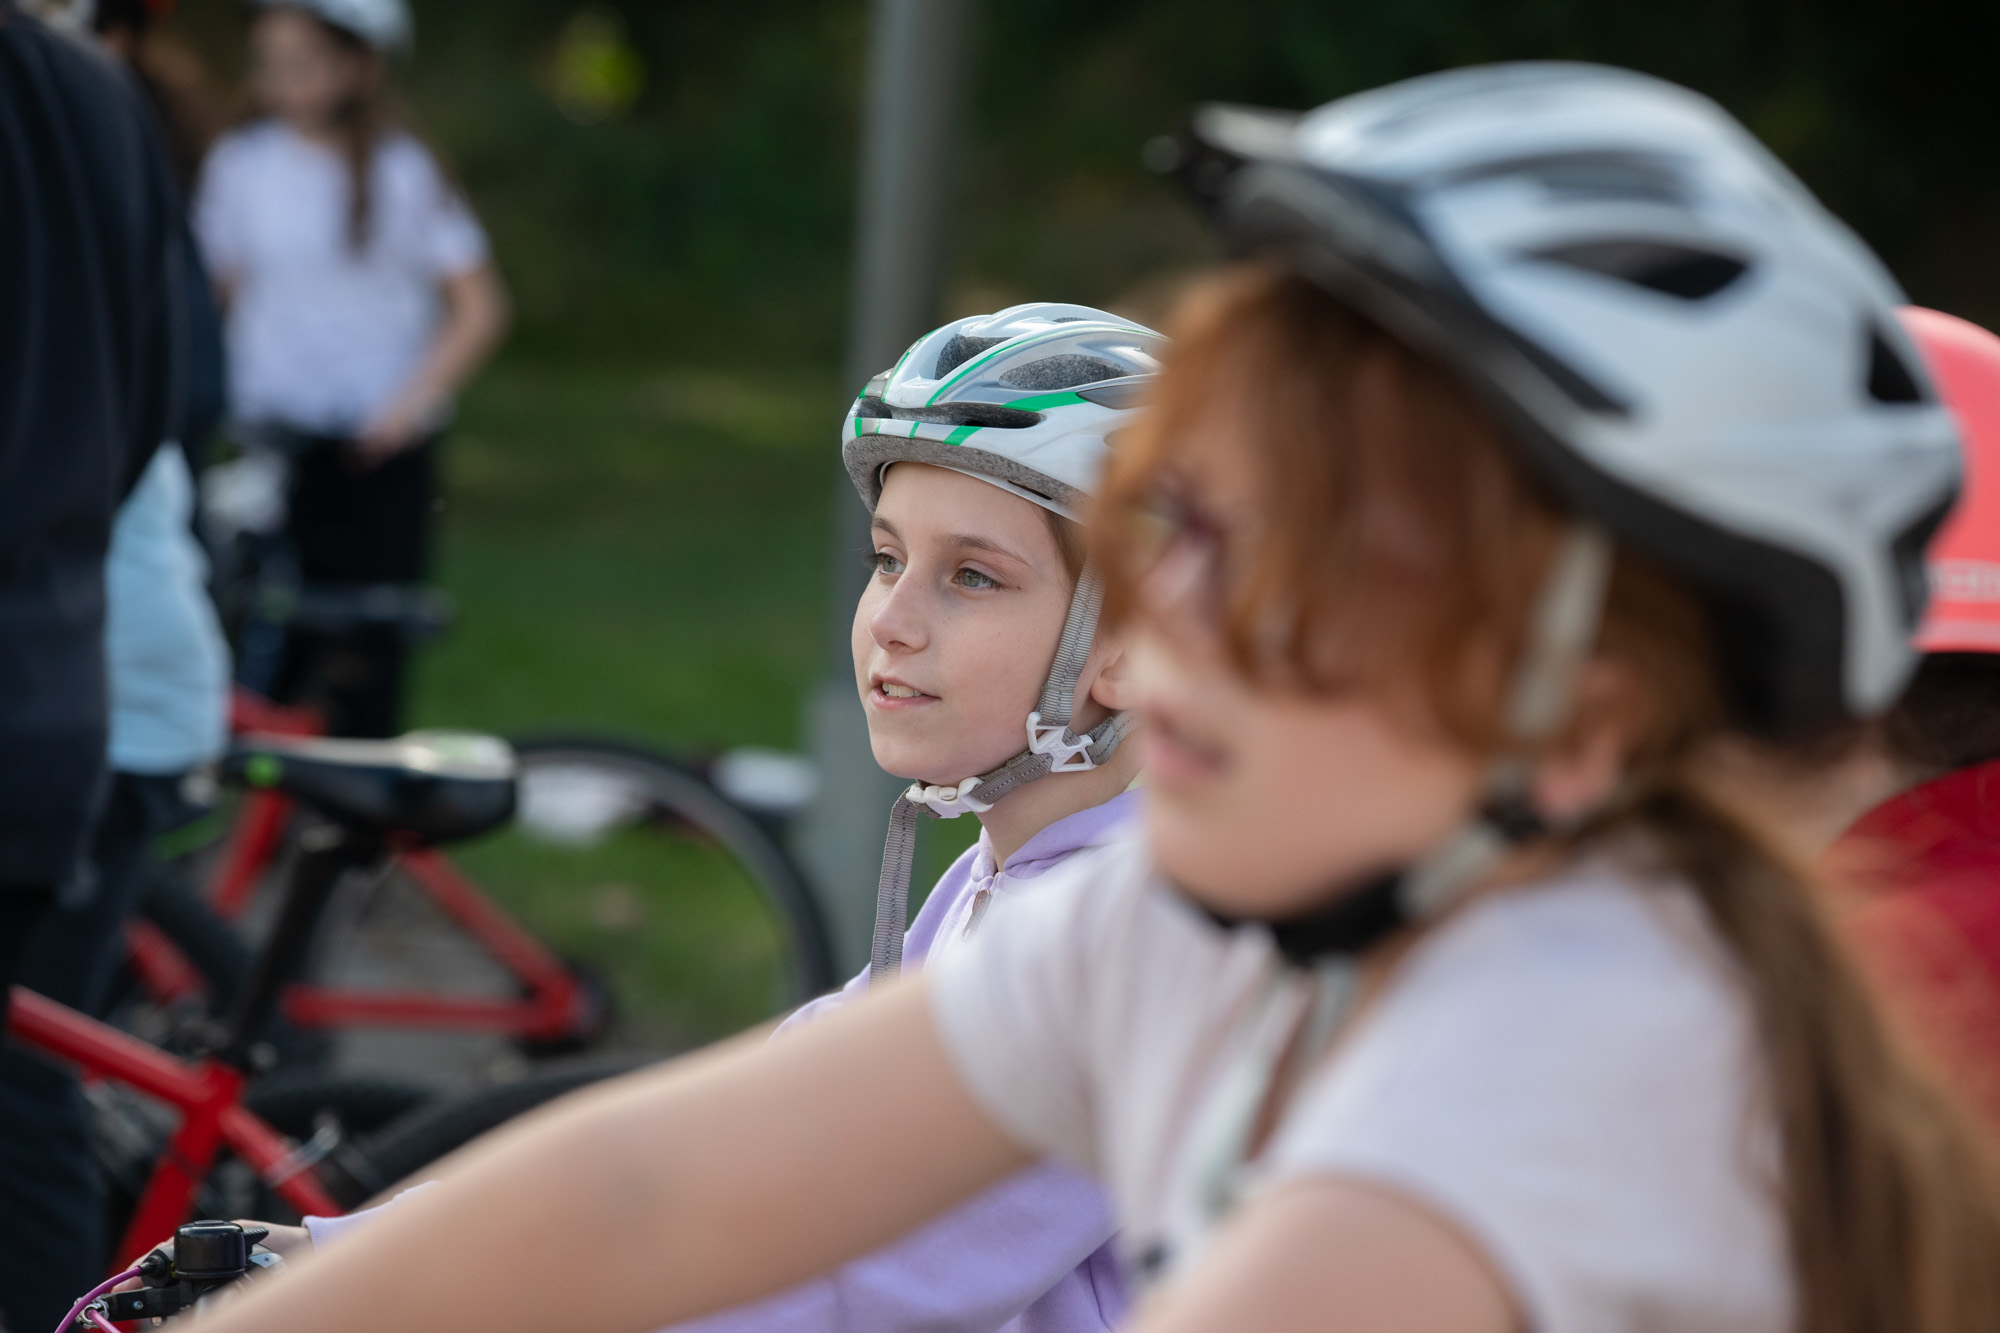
[195,0,507,736]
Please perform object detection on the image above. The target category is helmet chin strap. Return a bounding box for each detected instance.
[1235,521,1617,965]
[869,566,1133,984]
[1161,523,1614,1274]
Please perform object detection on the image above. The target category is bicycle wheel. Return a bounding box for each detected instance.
[438,737,835,1046]
[323,1055,648,1208]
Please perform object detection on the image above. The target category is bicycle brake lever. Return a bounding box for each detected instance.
[102,1284,192,1322]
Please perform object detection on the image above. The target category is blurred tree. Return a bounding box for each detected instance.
[551,6,646,125]
[164,0,2000,365]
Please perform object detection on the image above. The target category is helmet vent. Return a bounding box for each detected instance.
[1866,326,1927,404]
[1077,378,1150,409]
[860,400,1042,430]
[1531,240,1748,301]
[936,335,1007,378]
[1452,151,1686,204]
[999,355,1131,391]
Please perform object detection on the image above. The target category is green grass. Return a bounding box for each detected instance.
[407,357,976,1041]
[448,821,793,1043]
[411,360,840,746]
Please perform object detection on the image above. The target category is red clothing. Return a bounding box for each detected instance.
[1834,759,2000,1130]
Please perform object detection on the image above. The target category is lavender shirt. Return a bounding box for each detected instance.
[666,789,1142,1333]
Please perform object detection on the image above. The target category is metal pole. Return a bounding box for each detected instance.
[793,0,973,974]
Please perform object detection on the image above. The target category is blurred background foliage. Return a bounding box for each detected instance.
[164,0,2000,368]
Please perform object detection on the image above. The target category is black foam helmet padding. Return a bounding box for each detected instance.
[850,398,1042,429]
[936,334,1007,378]
[999,354,1132,391]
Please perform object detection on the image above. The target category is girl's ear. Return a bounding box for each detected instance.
[1530,659,1637,824]
[1086,638,1137,713]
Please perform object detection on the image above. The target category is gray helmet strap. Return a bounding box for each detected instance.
[867,564,1131,985]
[869,794,930,982]
[1403,520,1616,920]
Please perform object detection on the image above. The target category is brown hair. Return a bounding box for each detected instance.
[1043,508,1088,588]
[1096,265,2000,1333]
[312,16,386,253]
[255,9,389,253]
[1884,653,2000,773]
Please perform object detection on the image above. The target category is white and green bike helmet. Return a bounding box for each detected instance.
[842,302,1166,982]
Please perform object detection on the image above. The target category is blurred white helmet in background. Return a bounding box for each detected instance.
[1174,62,1961,737]
[256,0,411,53]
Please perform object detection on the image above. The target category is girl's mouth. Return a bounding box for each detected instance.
[1142,702,1229,786]
[870,678,938,709]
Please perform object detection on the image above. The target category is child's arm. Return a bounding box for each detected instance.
[194,977,1032,1333]
[353,262,509,463]
[1133,1177,1516,1333]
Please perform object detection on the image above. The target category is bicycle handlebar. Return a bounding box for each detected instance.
[58,1221,283,1330]
[53,1266,139,1333]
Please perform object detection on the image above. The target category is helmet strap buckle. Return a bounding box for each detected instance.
[1026,711,1098,772]
[905,776,994,818]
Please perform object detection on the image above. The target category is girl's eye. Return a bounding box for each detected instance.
[871,551,905,577]
[954,567,999,591]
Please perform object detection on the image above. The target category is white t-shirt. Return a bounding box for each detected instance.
[928,834,1793,1333]
[195,122,489,435]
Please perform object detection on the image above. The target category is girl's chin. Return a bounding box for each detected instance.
[1149,828,1374,921]
[873,749,1014,787]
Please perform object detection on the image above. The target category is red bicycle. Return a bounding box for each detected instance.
[7,730,520,1270]
[8,987,343,1273]
[121,689,835,1060]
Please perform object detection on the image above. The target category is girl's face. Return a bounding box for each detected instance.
[250,8,373,131]
[854,464,1107,785]
[1128,424,1485,917]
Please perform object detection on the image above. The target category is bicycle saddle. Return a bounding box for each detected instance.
[222,731,517,845]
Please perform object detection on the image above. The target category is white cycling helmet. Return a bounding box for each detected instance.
[1176,61,1960,738]
[843,302,1166,982]
[256,0,410,52]
[844,302,1162,519]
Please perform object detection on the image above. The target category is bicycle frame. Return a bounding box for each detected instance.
[280,848,584,1040]
[5,986,342,1272]
[126,688,588,1044]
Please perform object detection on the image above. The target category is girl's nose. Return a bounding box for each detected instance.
[869,573,931,654]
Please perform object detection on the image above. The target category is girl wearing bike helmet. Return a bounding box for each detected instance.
[190,65,2000,1333]
[193,0,506,736]
[263,304,1159,1333]
[673,305,1155,1333]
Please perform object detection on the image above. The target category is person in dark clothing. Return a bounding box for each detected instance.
[0,4,186,1327]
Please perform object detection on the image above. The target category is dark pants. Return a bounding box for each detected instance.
[0,774,189,1333]
[273,435,437,740]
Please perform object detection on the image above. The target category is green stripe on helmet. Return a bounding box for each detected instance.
[1004,391,1090,413]
[944,424,981,445]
